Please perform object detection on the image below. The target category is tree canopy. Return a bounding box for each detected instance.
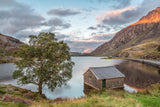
[13,32,74,95]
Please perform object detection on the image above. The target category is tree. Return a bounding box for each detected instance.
[13,32,74,95]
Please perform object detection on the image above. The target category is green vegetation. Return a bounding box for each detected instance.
[0,84,45,107]
[13,32,74,95]
[130,34,144,45]
[120,37,160,60]
[0,102,27,107]
[31,84,160,107]
[0,84,160,107]
[0,48,12,63]
[158,45,160,51]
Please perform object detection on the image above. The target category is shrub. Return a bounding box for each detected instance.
[15,102,27,107]
[2,95,12,102]
[157,45,160,51]
[0,88,6,94]
[24,92,34,99]
[2,95,32,105]
[13,97,32,104]
[20,89,28,94]
[125,55,128,58]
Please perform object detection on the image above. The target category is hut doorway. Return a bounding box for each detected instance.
[102,79,106,88]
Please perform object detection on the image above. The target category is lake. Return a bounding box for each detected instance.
[0,57,160,99]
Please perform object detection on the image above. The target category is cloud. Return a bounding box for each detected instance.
[73,40,107,43]
[97,24,112,32]
[0,0,22,7]
[0,0,45,34]
[97,0,160,25]
[54,32,69,40]
[88,0,131,9]
[97,6,137,25]
[88,24,119,35]
[88,26,97,30]
[83,48,92,53]
[42,18,71,30]
[111,0,131,9]
[15,30,70,43]
[65,39,107,52]
[48,8,81,16]
[88,33,115,40]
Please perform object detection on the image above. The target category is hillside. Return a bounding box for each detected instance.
[91,7,160,59]
[0,34,23,51]
[119,37,160,60]
[70,52,90,56]
[0,34,23,63]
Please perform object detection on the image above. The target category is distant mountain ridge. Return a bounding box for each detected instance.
[70,52,89,56]
[91,7,160,57]
[0,33,23,51]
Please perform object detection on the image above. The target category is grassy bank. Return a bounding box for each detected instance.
[119,37,160,61]
[32,87,160,107]
[0,84,160,107]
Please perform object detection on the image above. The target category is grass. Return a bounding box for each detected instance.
[0,101,27,107]
[31,87,160,107]
[0,84,160,107]
[120,37,160,60]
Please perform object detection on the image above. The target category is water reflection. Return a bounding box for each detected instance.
[0,58,160,99]
[0,57,124,99]
[116,60,160,88]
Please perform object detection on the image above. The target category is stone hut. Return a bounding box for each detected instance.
[83,66,125,91]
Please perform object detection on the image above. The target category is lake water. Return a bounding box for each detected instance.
[116,60,160,88]
[0,57,160,99]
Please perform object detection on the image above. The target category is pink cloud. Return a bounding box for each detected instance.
[87,33,115,39]
[83,48,91,53]
[96,6,138,24]
[72,40,108,43]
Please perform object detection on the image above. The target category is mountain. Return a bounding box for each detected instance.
[70,52,90,56]
[0,33,23,63]
[0,33,23,51]
[91,7,160,60]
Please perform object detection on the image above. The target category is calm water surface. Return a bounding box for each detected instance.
[116,60,160,88]
[0,57,160,99]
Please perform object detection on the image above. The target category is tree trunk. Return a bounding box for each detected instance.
[38,82,42,95]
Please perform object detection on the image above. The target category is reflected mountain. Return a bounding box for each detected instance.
[116,60,160,88]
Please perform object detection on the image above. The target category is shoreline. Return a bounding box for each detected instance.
[127,58,160,68]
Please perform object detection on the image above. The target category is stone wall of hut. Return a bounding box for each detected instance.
[105,78,124,89]
[84,70,102,89]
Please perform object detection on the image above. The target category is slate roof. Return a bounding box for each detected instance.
[89,66,125,80]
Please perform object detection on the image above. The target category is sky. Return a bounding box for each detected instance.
[0,0,160,53]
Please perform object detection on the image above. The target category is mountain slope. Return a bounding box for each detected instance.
[0,34,23,63]
[119,37,160,60]
[91,7,160,57]
[0,33,23,51]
